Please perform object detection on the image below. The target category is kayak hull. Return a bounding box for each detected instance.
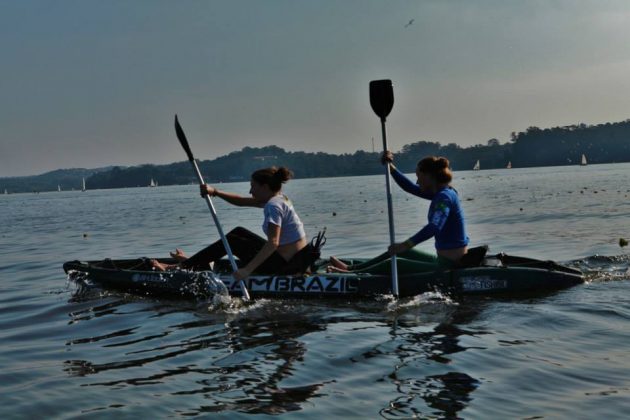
[63,254,584,299]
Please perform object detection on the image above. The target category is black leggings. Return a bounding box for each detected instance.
[181,226,310,274]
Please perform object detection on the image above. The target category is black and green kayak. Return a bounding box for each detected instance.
[63,252,584,299]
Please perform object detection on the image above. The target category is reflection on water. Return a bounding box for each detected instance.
[59,253,630,417]
[383,371,480,419]
[176,319,329,415]
[61,287,491,417]
[378,301,486,418]
[3,165,630,418]
[64,312,329,415]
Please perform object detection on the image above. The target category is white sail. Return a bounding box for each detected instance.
[82,178,86,192]
[506,161,512,169]
[149,178,156,187]
[581,154,587,166]
[3,189,7,195]
[473,160,480,171]
[58,184,61,192]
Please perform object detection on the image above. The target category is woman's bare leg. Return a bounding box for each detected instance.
[150,259,178,272]
[328,256,349,270]
[326,264,351,273]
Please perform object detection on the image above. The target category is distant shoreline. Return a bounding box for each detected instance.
[2,118,630,193]
[3,161,629,195]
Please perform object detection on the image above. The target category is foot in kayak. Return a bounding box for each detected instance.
[329,256,349,271]
[150,259,177,272]
[169,248,188,262]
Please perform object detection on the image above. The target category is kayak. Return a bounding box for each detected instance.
[63,252,584,299]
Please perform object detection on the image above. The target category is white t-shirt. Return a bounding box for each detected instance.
[262,195,306,245]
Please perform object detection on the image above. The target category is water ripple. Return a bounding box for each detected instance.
[3,166,630,417]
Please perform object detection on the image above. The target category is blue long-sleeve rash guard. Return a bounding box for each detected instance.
[391,167,469,250]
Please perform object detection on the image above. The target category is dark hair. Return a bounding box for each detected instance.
[417,156,452,184]
[251,166,293,192]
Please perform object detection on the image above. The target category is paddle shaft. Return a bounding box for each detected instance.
[188,159,251,300]
[175,116,250,300]
[379,118,400,297]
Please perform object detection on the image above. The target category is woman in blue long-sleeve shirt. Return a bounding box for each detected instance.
[328,151,469,274]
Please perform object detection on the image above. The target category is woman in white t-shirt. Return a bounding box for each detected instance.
[152,167,308,279]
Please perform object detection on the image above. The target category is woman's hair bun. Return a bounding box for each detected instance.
[251,166,294,192]
[416,156,453,184]
[273,166,293,183]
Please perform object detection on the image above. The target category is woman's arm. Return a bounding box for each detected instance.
[388,223,439,256]
[233,223,281,279]
[390,165,434,200]
[201,184,262,207]
[389,195,452,255]
[381,151,432,199]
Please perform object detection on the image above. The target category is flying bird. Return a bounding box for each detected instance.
[404,19,415,28]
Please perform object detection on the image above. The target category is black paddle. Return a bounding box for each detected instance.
[174,115,251,301]
[369,80,400,297]
[370,79,394,122]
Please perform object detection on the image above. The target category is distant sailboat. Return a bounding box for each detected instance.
[3,189,7,195]
[58,184,61,192]
[506,161,512,169]
[473,160,480,171]
[82,178,86,192]
[580,154,588,166]
[149,178,157,187]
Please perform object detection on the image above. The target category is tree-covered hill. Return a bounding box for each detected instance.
[2,118,630,193]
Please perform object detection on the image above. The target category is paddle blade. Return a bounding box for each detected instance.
[174,115,195,161]
[369,79,394,121]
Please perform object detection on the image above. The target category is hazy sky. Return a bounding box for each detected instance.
[2,0,630,177]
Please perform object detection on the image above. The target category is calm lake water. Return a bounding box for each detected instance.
[1,164,630,419]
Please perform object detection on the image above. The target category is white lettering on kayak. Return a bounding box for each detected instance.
[131,273,165,283]
[460,276,508,291]
[224,275,358,294]
[127,272,360,294]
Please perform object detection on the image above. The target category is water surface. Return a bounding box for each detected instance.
[1,164,629,418]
